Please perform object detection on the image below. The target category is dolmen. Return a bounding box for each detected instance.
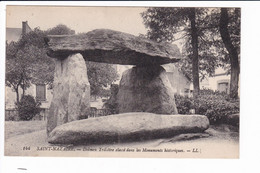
[46,29,209,144]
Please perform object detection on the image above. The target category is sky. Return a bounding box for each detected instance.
[6,6,148,36]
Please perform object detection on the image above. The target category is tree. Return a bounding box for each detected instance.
[219,8,240,99]
[180,8,224,81]
[86,61,118,98]
[6,42,37,103]
[45,24,75,35]
[6,24,78,104]
[142,7,240,98]
[188,8,200,98]
[6,28,55,103]
[6,23,119,104]
[20,30,55,87]
[142,7,206,98]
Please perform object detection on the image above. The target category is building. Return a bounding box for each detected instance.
[6,21,32,43]
[163,64,192,97]
[200,67,240,96]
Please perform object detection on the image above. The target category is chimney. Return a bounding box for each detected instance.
[22,21,27,35]
[22,21,32,35]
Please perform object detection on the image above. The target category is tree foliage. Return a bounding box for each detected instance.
[5,26,69,103]
[6,23,119,103]
[142,7,205,97]
[142,7,240,98]
[6,28,54,103]
[45,24,75,35]
[6,24,80,104]
[142,8,224,77]
[86,61,118,97]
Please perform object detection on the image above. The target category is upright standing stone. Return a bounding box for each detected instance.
[117,65,178,114]
[47,53,90,135]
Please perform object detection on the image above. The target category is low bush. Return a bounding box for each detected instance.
[16,95,41,121]
[5,109,19,121]
[174,95,194,114]
[175,89,240,124]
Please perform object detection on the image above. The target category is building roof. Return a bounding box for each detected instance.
[6,28,22,43]
[6,21,32,43]
[163,64,191,81]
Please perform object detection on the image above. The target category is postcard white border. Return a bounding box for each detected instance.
[1,1,260,173]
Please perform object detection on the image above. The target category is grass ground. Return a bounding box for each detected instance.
[5,120,46,139]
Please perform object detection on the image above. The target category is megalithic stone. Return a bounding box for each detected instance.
[46,29,181,66]
[47,53,90,135]
[117,65,178,114]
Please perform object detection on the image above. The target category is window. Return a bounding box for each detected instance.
[217,79,229,94]
[36,84,46,101]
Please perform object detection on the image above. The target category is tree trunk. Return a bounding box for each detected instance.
[15,87,19,104]
[21,73,25,98]
[219,8,240,99]
[22,84,25,98]
[188,8,200,98]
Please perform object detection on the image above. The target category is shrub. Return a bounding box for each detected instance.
[174,94,194,114]
[5,109,19,121]
[103,84,119,115]
[16,95,41,121]
[194,93,239,124]
[175,89,240,124]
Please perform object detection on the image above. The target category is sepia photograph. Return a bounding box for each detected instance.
[4,5,240,158]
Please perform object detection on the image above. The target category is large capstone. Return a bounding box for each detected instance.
[117,65,178,114]
[47,53,90,135]
[46,29,181,66]
[48,112,210,145]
